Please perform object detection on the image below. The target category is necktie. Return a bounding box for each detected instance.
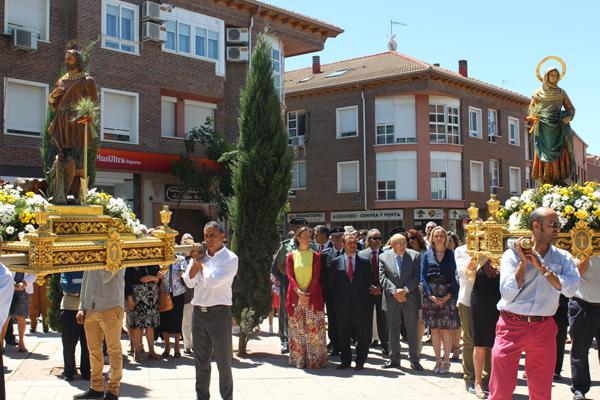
[372,251,378,286]
[347,256,353,281]
[396,255,403,276]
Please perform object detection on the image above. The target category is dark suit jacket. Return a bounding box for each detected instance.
[379,249,422,312]
[330,253,372,318]
[320,247,344,297]
[358,248,385,288]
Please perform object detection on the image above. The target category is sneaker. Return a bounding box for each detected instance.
[573,390,586,400]
[466,383,476,394]
[73,389,104,399]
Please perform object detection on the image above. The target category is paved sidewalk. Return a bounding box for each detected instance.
[5,320,598,399]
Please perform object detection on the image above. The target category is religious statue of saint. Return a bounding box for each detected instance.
[45,49,97,204]
[527,56,575,185]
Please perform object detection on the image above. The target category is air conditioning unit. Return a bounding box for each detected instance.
[226,46,249,62]
[226,27,249,43]
[288,136,305,147]
[142,21,167,42]
[142,1,163,22]
[12,28,37,51]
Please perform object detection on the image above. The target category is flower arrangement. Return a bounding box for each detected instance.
[497,182,600,231]
[85,188,146,236]
[0,184,146,242]
[0,184,49,241]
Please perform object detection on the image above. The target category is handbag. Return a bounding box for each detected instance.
[158,266,174,312]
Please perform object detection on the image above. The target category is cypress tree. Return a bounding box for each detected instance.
[230,32,291,355]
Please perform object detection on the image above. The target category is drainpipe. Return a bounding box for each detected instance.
[361,89,368,211]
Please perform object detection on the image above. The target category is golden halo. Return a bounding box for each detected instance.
[536,56,566,82]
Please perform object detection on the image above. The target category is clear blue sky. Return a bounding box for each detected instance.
[274,0,599,155]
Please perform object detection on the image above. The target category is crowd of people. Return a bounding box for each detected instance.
[272,208,593,400]
[0,206,598,400]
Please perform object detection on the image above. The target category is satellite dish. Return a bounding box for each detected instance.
[388,34,397,51]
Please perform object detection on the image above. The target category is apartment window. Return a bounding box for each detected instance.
[431,152,462,200]
[470,161,484,192]
[429,104,460,144]
[376,124,394,144]
[377,180,396,200]
[469,107,482,138]
[489,159,500,188]
[287,111,306,146]
[194,28,219,59]
[160,96,176,137]
[508,117,520,145]
[102,0,138,54]
[3,78,48,137]
[336,106,358,138]
[375,96,417,144]
[524,129,533,160]
[291,161,306,189]
[430,172,447,200]
[184,100,215,134]
[337,161,359,193]
[488,109,498,142]
[509,167,521,195]
[525,166,533,189]
[4,0,49,41]
[101,89,138,143]
[266,35,284,100]
[376,152,418,201]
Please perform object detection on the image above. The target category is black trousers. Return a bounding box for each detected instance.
[569,297,600,395]
[337,308,368,366]
[193,305,233,400]
[554,294,569,375]
[61,310,90,377]
[325,293,339,352]
[368,294,388,349]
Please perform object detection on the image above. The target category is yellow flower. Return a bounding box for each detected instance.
[7,195,15,204]
[564,205,575,215]
[542,183,553,190]
[25,192,34,198]
[594,210,600,219]
[575,210,589,220]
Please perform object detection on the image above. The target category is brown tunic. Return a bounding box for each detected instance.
[48,73,97,150]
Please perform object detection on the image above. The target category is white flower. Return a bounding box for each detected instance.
[16,186,23,192]
[24,224,35,233]
[18,231,26,241]
[575,199,584,209]
[508,212,522,230]
[5,226,15,235]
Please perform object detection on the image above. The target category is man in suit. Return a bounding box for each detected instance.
[330,232,372,370]
[358,229,388,355]
[379,233,424,371]
[320,226,344,356]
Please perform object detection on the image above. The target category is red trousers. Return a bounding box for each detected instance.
[489,314,557,400]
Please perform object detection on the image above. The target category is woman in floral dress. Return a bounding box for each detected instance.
[286,227,327,369]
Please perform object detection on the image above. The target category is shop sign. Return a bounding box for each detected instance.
[330,209,403,222]
[414,208,444,220]
[449,209,469,220]
[165,185,200,202]
[287,212,326,223]
[96,148,218,173]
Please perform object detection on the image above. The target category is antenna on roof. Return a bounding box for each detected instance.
[389,20,407,51]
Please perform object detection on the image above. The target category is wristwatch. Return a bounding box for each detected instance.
[543,266,553,277]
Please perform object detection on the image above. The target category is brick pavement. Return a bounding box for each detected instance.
[4,319,599,400]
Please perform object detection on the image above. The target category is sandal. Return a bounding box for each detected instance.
[173,352,181,358]
[475,383,488,399]
[162,350,170,357]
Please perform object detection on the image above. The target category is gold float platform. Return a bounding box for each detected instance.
[466,195,599,266]
[1,205,178,284]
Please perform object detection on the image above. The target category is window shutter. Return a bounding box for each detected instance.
[7,0,45,38]
[339,108,357,135]
[104,92,133,135]
[339,163,358,192]
[6,81,45,135]
[184,102,214,134]
[161,97,176,137]
[375,102,394,125]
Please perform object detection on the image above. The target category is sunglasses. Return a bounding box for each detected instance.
[543,221,561,230]
[368,237,382,241]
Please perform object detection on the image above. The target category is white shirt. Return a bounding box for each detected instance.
[455,245,475,307]
[183,246,238,307]
[575,256,600,303]
[0,263,15,325]
[344,253,356,275]
[12,272,36,294]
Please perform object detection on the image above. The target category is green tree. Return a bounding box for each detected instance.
[230,32,291,355]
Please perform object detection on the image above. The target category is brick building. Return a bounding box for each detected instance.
[284,52,533,237]
[587,154,600,183]
[0,0,341,238]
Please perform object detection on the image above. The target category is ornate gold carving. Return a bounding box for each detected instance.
[121,247,164,261]
[29,237,55,270]
[110,218,131,233]
[54,221,108,235]
[106,230,123,273]
[54,250,105,265]
[569,220,594,260]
